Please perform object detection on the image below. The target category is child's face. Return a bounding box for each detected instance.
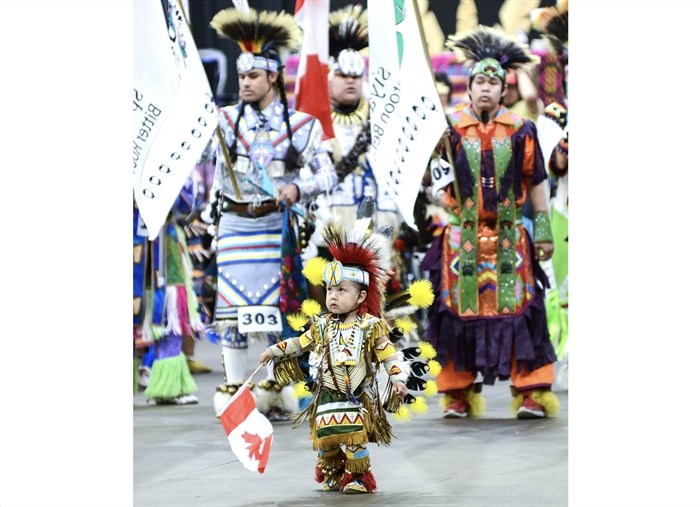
[325,280,366,315]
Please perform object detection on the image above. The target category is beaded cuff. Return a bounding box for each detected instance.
[268,338,302,359]
[556,134,568,158]
[383,358,408,383]
[533,211,554,243]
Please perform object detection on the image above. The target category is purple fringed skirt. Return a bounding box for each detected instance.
[421,229,557,385]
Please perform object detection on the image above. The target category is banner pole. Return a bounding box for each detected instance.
[216,127,243,201]
[216,361,269,417]
[441,136,462,205]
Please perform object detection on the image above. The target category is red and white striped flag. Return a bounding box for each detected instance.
[293,0,335,140]
[219,384,274,474]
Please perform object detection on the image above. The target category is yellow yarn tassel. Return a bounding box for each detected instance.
[423,379,438,397]
[408,395,429,415]
[293,381,311,399]
[427,359,442,376]
[440,393,453,410]
[510,389,559,417]
[531,389,560,416]
[418,341,437,360]
[301,299,322,318]
[392,404,412,422]
[394,316,416,333]
[407,279,435,308]
[286,312,308,332]
[302,257,329,286]
[465,388,485,418]
[510,392,524,415]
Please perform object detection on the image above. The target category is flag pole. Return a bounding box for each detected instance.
[412,0,462,206]
[442,137,462,205]
[216,361,270,417]
[216,127,243,201]
[245,361,269,386]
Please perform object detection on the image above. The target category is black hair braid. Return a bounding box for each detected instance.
[276,75,302,172]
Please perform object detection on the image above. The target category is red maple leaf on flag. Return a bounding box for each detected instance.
[242,431,264,461]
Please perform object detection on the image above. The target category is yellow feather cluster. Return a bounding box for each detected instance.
[418,341,437,360]
[423,380,438,397]
[301,299,322,318]
[286,312,308,332]
[392,404,411,422]
[302,257,329,286]
[293,381,312,399]
[427,359,442,376]
[407,279,435,308]
[394,317,416,333]
[408,395,429,415]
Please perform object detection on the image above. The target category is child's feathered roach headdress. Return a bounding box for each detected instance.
[446,25,536,84]
[325,197,391,317]
[328,4,368,77]
[210,2,302,74]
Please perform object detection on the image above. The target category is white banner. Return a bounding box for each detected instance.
[367,0,448,229]
[133,0,218,240]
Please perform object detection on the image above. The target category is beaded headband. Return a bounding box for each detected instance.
[330,49,365,77]
[470,57,506,82]
[236,52,279,73]
[323,260,369,287]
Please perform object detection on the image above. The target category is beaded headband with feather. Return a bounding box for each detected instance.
[446,25,536,83]
[210,6,302,74]
[328,4,368,77]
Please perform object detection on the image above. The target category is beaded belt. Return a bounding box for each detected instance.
[220,197,279,218]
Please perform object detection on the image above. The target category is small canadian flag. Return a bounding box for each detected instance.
[219,384,274,473]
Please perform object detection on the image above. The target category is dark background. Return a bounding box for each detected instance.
[188,0,557,102]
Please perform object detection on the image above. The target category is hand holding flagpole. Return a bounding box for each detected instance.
[217,361,268,417]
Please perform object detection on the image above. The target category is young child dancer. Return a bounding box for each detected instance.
[259,204,418,494]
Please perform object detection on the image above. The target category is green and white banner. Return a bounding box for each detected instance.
[367,0,447,229]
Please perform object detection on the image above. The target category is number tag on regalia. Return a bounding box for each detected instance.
[429,157,455,197]
[238,306,283,333]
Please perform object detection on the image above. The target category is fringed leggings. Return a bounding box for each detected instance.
[317,443,370,477]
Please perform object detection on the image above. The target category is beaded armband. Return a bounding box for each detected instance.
[533,211,554,243]
[556,134,568,158]
[268,338,303,359]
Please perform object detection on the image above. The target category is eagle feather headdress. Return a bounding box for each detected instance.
[210,6,301,72]
[447,25,537,81]
[328,4,368,77]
